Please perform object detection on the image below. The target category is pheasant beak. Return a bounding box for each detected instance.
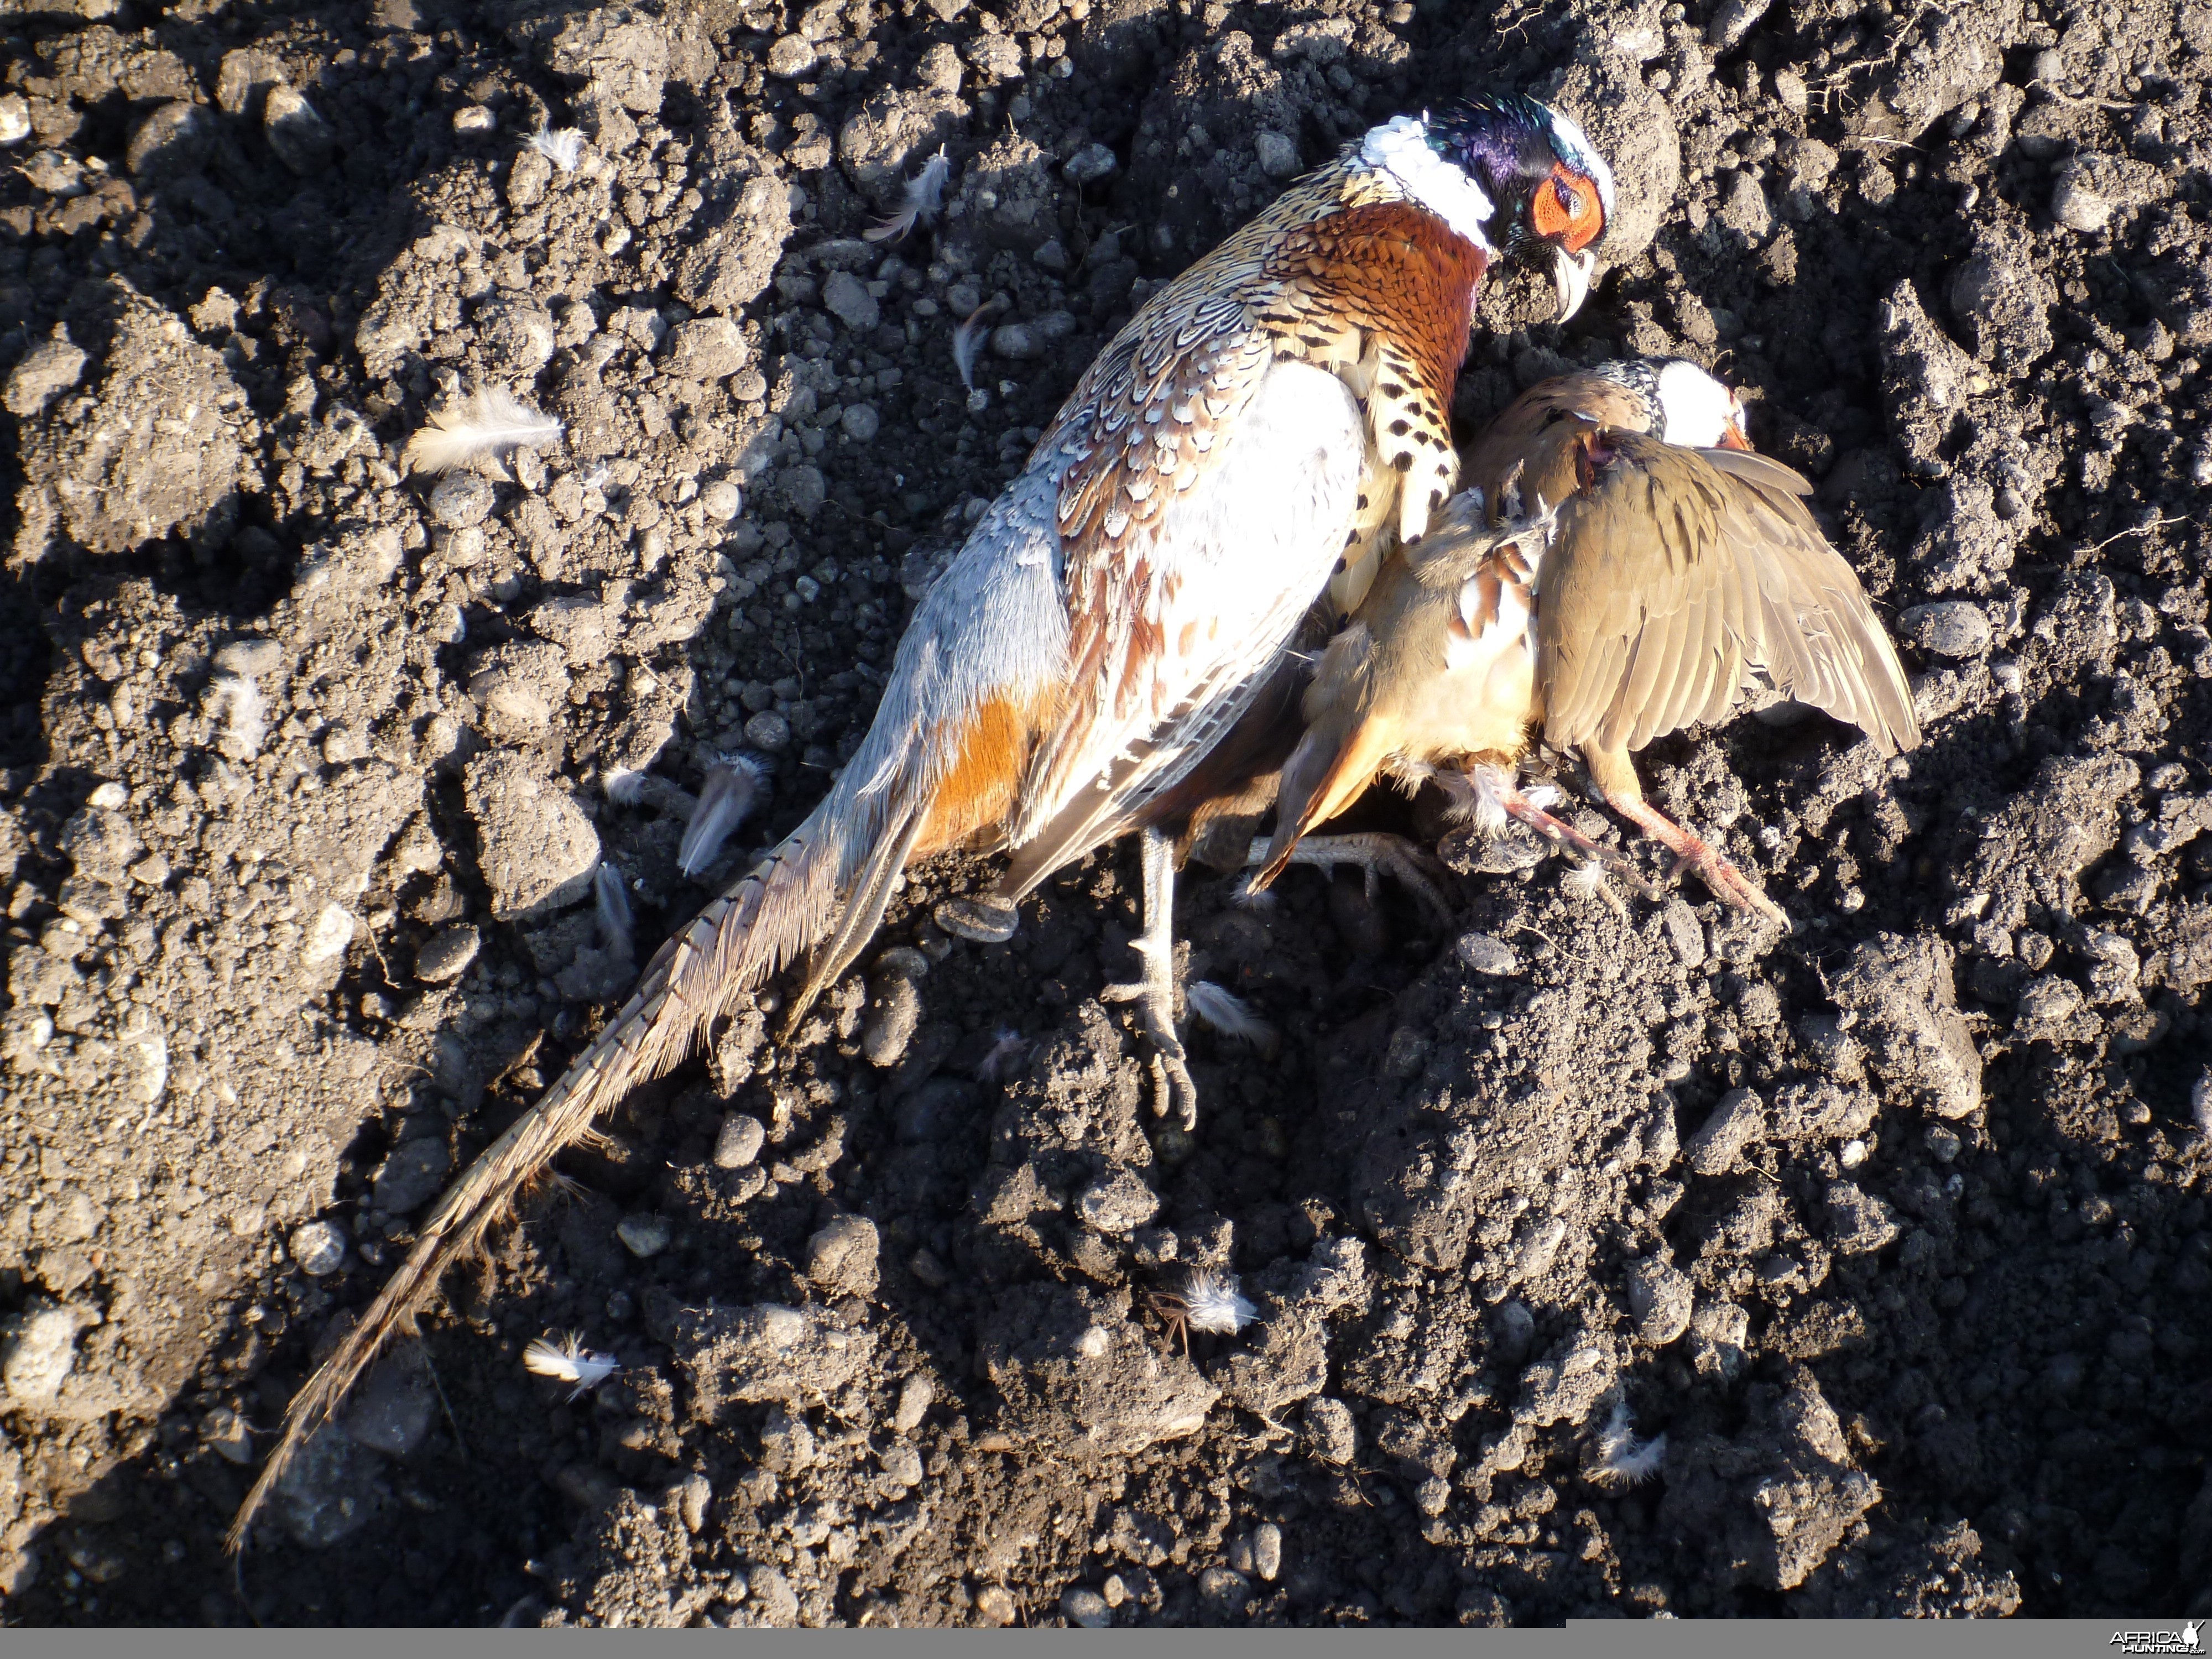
[1551,245,1597,323]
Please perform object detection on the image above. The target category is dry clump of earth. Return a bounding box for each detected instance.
[2,0,2211,1630]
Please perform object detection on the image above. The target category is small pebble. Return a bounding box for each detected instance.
[862,975,921,1068]
[975,1585,1017,1626]
[452,105,497,134]
[2194,1070,2212,1138]
[878,1439,924,1488]
[893,1374,935,1433]
[1925,1125,1962,1163]
[806,1215,881,1298]
[1061,1586,1112,1629]
[1840,1138,1870,1168]
[1100,1574,1127,1608]
[701,479,742,520]
[841,404,880,442]
[617,1213,672,1257]
[1455,931,1519,975]
[714,1114,766,1170]
[1253,1522,1282,1582]
[429,471,495,529]
[290,1219,347,1276]
[745,710,792,753]
[1197,1566,1252,1614]
[1305,1395,1357,1464]
[203,1405,255,1465]
[415,923,480,984]
[1064,142,1118,186]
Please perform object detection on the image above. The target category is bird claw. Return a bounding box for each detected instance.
[1677,847,1788,925]
[1102,979,1199,1130]
[1249,832,1455,924]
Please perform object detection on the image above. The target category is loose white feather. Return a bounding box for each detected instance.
[593,862,634,956]
[604,766,646,807]
[680,753,768,879]
[210,673,265,757]
[975,1028,1030,1083]
[403,389,564,476]
[1182,1269,1257,1335]
[529,124,584,174]
[522,1332,618,1401]
[864,146,952,243]
[952,302,992,393]
[1186,980,1276,1052]
[1593,1395,1667,1486]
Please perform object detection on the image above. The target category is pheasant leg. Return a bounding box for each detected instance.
[1240,831,1454,922]
[1100,826,1201,1131]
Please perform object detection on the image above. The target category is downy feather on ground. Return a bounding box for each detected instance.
[864,146,951,243]
[402,389,564,475]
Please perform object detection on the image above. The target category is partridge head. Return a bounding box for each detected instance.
[1255,361,1920,918]
[231,97,1619,1547]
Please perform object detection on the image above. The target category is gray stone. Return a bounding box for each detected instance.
[127,101,211,184]
[1686,1088,1763,1175]
[372,1138,451,1214]
[714,1113,766,1169]
[463,753,601,921]
[1,1304,100,1404]
[346,1349,435,1456]
[1305,1395,1356,1463]
[263,85,335,175]
[414,924,480,984]
[766,35,817,77]
[1625,1254,1694,1344]
[429,472,495,529]
[1454,931,1520,975]
[1064,142,1118,187]
[774,464,826,519]
[290,1219,347,1276]
[1077,1170,1161,1235]
[878,1439,924,1488]
[618,1213,672,1257]
[1900,601,1991,658]
[1254,129,1301,180]
[1062,1585,1112,1628]
[806,1215,880,1297]
[820,269,880,330]
[841,403,880,442]
[666,316,748,380]
[745,709,792,752]
[4,335,87,418]
[893,1374,935,1433]
[990,322,1041,359]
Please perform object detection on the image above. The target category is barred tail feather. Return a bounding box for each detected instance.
[228,781,920,1552]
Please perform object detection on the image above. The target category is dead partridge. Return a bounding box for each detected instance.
[229,96,1619,1548]
[1252,361,1921,918]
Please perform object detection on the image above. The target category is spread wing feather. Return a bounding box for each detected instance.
[1538,429,1919,759]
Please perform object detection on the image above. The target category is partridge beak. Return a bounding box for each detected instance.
[1551,245,1597,322]
[1716,418,1753,451]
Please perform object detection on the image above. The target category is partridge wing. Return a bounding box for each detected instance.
[1537,431,1920,759]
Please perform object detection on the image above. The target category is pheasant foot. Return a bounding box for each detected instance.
[1100,827,1200,1131]
[1241,831,1453,922]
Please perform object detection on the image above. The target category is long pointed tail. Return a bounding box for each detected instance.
[227,791,904,1551]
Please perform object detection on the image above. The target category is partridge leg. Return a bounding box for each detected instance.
[1580,742,1786,923]
[1448,764,1660,900]
[1101,826,1201,1131]
[1241,832,1453,922]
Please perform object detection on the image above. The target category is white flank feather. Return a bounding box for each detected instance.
[1593,1395,1667,1486]
[522,1332,618,1401]
[210,673,265,757]
[593,862,634,956]
[975,1028,1030,1083]
[403,389,564,476]
[603,766,646,807]
[1186,980,1276,1051]
[529,124,584,174]
[1183,1269,1257,1335]
[864,146,952,242]
[679,753,768,879]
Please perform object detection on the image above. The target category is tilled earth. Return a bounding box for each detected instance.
[3,0,2211,1629]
